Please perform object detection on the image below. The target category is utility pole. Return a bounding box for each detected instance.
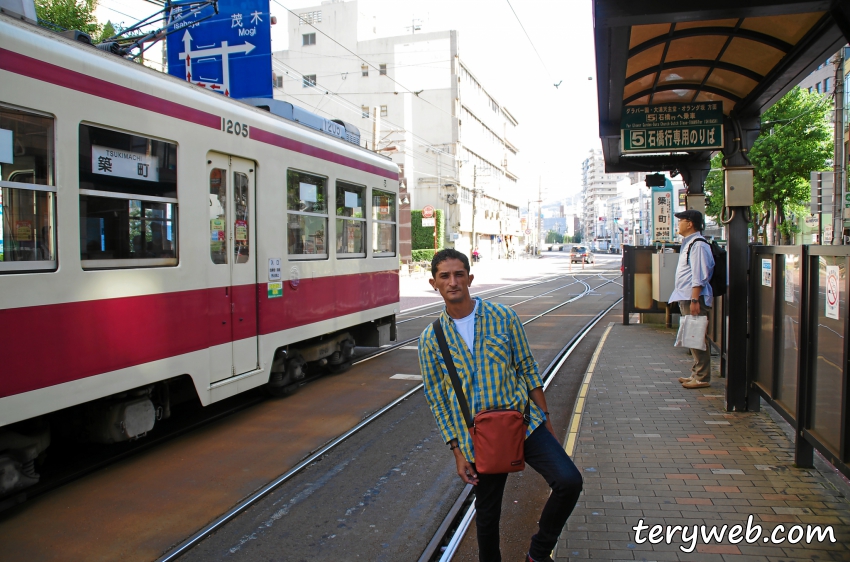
[833,49,846,244]
[538,177,544,254]
[471,165,477,255]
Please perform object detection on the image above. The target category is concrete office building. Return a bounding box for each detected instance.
[272,0,523,260]
[580,148,631,249]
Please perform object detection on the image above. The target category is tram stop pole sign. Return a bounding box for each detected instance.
[621,102,724,153]
[166,0,273,99]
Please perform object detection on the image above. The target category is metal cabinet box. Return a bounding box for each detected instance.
[652,252,678,302]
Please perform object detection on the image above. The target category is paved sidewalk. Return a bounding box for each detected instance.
[557,322,850,561]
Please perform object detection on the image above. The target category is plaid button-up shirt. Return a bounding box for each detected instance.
[418,297,545,463]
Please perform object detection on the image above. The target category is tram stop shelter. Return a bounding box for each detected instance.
[594,0,850,476]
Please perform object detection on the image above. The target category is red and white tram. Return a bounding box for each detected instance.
[0,9,399,497]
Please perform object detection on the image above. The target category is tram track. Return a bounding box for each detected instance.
[10,272,616,513]
[157,274,621,562]
[420,298,623,562]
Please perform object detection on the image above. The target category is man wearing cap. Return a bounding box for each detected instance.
[669,209,715,388]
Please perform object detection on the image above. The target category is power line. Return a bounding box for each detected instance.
[504,0,552,83]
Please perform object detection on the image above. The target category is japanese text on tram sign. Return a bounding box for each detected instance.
[92,145,159,182]
[621,103,723,153]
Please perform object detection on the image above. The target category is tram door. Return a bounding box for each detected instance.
[207,153,259,383]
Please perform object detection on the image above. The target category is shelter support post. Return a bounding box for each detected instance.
[722,116,760,412]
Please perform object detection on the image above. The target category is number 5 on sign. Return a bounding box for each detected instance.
[630,130,645,147]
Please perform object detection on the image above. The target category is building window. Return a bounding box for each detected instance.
[302,74,316,88]
[335,180,365,257]
[379,64,387,75]
[361,65,369,77]
[380,105,388,117]
[361,106,369,118]
[287,169,327,258]
[816,82,822,94]
[274,74,283,88]
[299,10,321,25]
[824,78,831,92]
[79,125,178,269]
[302,33,316,46]
[372,189,396,256]
[0,105,56,272]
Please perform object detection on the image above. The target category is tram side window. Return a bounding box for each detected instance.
[209,168,227,264]
[78,125,178,268]
[372,188,396,256]
[0,105,56,272]
[287,169,327,259]
[336,180,365,257]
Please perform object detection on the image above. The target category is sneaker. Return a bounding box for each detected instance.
[526,553,554,562]
[677,376,693,383]
[682,380,710,389]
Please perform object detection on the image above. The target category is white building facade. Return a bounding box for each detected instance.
[581,148,630,249]
[272,0,522,259]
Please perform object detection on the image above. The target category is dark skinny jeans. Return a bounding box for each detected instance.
[474,424,583,562]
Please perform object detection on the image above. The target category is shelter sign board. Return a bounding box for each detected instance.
[650,184,674,243]
[166,0,272,100]
[621,103,723,153]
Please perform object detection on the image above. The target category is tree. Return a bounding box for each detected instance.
[545,230,563,244]
[36,0,101,38]
[705,87,832,242]
[571,232,583,243]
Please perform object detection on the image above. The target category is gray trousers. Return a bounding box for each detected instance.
[678,298,711,382]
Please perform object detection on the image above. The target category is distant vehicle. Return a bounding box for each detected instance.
[550,243,561,252]
[560,245,572,252]
[570,246,595,264]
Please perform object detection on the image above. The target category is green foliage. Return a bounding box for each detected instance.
[36,0,100,37]
[411,249,436,262]
[704,153,724,220]
[545,230,563,244]
[571,233,582,243]
[705,87,831,233]
[750,87,832,224]
[410,209,445,250]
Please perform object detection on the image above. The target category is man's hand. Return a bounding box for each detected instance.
[689,301,700,316]
[454,449,478,485]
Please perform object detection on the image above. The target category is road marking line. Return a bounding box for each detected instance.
[564,322,613,457]
[390,374,422,380]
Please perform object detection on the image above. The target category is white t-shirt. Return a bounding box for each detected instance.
[453,300,478,353]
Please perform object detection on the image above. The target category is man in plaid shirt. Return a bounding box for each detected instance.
[418,249,583,562]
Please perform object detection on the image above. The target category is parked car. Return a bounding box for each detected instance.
[570,246,594,264]
[550,243,561,252]
[560,245,572,252]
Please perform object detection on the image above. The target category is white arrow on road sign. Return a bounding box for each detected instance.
[181,30,257,96]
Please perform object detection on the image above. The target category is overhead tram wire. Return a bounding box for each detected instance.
[505,0,554,84]
[270,61,456,162]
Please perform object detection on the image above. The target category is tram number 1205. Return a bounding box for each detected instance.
[222,118,250,138]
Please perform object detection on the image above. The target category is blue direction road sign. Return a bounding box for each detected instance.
[167,0,272,99]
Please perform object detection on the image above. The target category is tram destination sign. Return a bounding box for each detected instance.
[621,103,723,153]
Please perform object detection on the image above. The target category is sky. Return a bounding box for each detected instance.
[94,0,602,200]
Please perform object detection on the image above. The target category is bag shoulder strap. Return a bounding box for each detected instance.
[686,237,708,264]
[432,319,474,429]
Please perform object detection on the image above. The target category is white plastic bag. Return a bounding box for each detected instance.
[675,315,708,350]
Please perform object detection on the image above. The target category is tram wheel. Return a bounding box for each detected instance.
[327,361,352,374]
[266,382,300,398]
